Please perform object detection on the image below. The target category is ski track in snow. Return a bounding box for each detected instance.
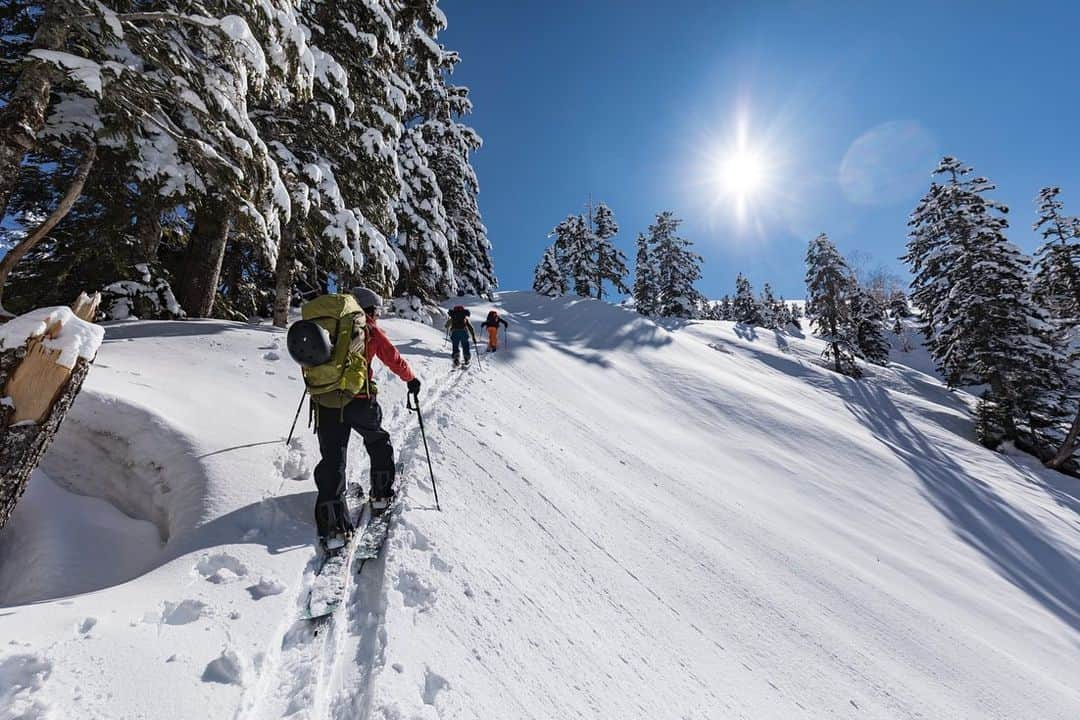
[238,356,473,720]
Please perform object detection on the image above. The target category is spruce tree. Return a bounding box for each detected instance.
[533,245,566,297]
[1032,187,1080,467]
[551,214,595,298]
[632,232,657,315]
[718,295,733,321]
[805,233,860,376]
[733,273,762,325]
[591,202,629,300]
[851,287,890,365]
[905,157,1057,443]
[760,283,778,328]
[648,211,703,318]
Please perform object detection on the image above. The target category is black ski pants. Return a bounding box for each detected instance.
[313,398,395,537]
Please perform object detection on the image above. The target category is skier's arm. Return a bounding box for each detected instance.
[500,318,509,328]
[371,326,415,382]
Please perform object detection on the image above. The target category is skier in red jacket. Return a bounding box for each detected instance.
[312,287,420,548]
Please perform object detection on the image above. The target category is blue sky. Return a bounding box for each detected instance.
[441,0,1080,299]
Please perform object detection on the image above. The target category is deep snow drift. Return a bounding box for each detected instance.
[0,292,1077,720]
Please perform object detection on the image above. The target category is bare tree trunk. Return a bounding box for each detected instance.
[1047,407,1080,470]
[0,4,69,221]
[0,143,97,308]
[177,202,232,318]
[0,293,100,532]
[272,224,295,328]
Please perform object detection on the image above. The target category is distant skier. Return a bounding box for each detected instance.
[480,310,508,352]
[445,304,477,367]
[286,287,421,551]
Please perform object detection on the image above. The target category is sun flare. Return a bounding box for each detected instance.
[720,149,768,198]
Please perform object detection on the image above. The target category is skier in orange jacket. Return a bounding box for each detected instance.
[479,310,509,352]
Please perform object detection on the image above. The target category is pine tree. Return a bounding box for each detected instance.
[632,232,657,316]
[1032,187,1080,468]
[905,157,1058,443]
[532,245,565,297]
[648,211,703,318]
[805,233,860,376]
[717,295,733,321]
[760,283,778,328]
[732,273,762,325]
[551,214,595,298]
[850,287,890,365]
[591,202,629,300]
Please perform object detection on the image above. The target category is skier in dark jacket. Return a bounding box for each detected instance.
[445,305,476,367]
[312,287,419,549]
[479,310,508,352]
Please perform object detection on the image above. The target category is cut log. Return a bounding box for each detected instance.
[0,296,103,532]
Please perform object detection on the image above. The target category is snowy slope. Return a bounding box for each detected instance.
[0,293,1077,720]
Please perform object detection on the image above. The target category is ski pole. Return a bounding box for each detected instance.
[286,389,306,446]
[408,391,440,511]
[472,334,483,369]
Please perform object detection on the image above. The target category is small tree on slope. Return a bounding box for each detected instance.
[649,211,703,318]
[632,232,658,316]
[533,245,566,297]
[733,273,762,326]
[592,202,629,300]
[805,233,860,376]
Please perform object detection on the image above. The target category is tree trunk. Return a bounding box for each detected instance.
[0,3,69,221]
[137,198,162,263]
[177,202,232,318]
[0,293,100,532]
[1047,407,1080,470]
[0,143,97,308]
[272,225,295,328]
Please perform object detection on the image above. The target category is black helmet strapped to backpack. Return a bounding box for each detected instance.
[287,319,334,367]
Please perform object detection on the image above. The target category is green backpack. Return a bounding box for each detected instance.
[300,293,370,409]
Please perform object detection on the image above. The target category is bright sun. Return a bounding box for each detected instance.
[719,148,768,198]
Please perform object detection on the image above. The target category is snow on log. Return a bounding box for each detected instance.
[0,293,103,531]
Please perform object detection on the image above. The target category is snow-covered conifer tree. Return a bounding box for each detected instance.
[591,202,628,300]
[733,273,762,326]
[648,211,703,318]
[851,288,890,365]
[533,245,566,297]
[1032,187,1080,467]
[632,233,656,315]
[550,214,595,298]
[805,233,860,376]
[905,158,1057,442]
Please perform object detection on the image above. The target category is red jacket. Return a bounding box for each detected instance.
[360,318,414,396]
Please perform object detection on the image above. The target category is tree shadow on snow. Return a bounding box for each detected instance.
[102,319,282,343]
[165,490,316,560]
[838,379,1080,633]
[490,294,674,367]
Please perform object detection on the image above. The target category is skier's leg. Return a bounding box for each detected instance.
[346,398,395,500]
[462,332,472,363]
[313,403,353,538]
[451,332,462,364]
[487,326,498,351]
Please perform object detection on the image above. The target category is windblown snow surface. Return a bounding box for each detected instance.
[0,292,1077,720]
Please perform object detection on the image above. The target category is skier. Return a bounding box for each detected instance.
[479,310,508,352]
[445,305,477,368]
[288,287,420,551]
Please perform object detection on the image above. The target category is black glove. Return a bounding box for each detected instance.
[407,378,421,395]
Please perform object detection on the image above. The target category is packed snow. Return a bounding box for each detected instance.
[0,292,1076,719]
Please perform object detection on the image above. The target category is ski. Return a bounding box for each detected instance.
[300,498,368,620]
[353,499,399,572]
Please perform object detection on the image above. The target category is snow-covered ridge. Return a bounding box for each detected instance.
[0,292,1076,719]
